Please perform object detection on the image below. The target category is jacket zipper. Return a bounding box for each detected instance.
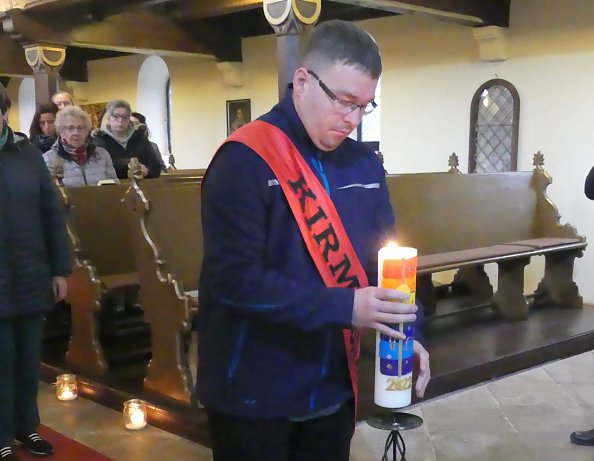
[311,154,330,195]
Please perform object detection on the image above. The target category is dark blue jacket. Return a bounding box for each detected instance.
[0,129,71,317]
[197,89,396,418]
[586,165,594,200]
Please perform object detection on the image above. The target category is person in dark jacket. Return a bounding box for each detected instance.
[92,100,161,179]
[585,165,594,200]
[198,20,430,461]
[29,103,59,153]
[569,166,594,447]
[0,85,71,460]
[130,112,168,172]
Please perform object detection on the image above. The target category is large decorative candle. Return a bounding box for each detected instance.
[374,243,418,408]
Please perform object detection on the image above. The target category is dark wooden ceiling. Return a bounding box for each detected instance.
[0,0,511,81]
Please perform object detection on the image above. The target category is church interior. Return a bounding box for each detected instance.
[1,0,594,459]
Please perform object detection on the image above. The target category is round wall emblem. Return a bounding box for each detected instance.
[292,0,321,25]
[263,0,292,26]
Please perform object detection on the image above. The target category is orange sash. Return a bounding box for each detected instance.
[226,120,369,408]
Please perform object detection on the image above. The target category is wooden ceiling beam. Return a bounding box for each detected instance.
[0,34,31,77]
[2,8,216,57]
[174,0,262,20]
[329,0,510,27]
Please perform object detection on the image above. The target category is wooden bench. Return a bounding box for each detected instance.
[51,178,149,377]
[124,159,202,405]
[386,153,587,320]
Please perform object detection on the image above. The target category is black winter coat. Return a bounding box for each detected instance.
[92,129,162,180]
[0,129,71,317]
[586,165,594,200]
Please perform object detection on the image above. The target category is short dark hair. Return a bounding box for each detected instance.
[302,20,382,79]
[131,112,146,124]
[0,84,12,116]
[29,103,59,138]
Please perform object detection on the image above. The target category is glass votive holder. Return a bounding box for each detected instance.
[123,399,148,430]
[56,374,78,401]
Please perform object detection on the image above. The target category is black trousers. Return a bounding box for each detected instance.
[206,400,355,461]
[0,314,45,447]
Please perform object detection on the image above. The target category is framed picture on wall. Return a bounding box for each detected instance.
[226,99,251,135]
[79,102,107,129]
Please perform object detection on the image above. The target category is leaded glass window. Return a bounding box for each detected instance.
[469,79,519,173]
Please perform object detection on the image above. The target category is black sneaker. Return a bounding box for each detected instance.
[0,446,15,461]
[16,432,54,456]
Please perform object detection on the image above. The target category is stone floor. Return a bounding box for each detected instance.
[39,350,594,461]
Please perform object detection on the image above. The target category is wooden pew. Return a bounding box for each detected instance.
[124,159,202,405]
[51,178,148,377]
[387,153,587,320]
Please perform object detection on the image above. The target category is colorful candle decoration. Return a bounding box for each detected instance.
[123,399,148,430]
[55,374,78,401]
[375,243,418,409]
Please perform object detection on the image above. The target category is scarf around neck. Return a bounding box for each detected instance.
[0,125,9,151]
[60,137,88,165]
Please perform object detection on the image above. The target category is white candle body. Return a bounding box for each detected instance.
[57,389,76,401]
[374,245,417,409]
[125,409,147,430]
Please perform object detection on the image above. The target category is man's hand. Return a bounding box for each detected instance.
[52,276,67,302]
[413,340,430,398]
[140,164,149,177]
[352,286,417,339]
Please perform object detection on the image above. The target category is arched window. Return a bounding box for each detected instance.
[166,78,172,154]
[354,78,381,159]
[469,79,519,173]
[18,78,35,134]
[137,56,170,160]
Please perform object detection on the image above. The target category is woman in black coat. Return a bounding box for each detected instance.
[0,86,71,460]
[585,165,594,200]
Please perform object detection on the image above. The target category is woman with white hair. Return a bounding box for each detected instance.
[43,106,118,187]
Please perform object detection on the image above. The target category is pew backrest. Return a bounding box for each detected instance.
[64,184,134,276]
[386,167,583,255]
[127,179,202,292]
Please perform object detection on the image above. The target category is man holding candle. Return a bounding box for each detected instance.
[198,20,430,461]
[0,85,71,459]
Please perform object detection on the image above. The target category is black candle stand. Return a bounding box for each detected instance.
[366,411,423,461]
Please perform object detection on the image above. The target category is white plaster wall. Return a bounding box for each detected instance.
[84,54,146,108]
[163,34,278,168]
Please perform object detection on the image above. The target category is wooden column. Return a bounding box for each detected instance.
[24,44,65,105]
[263,0,321,100]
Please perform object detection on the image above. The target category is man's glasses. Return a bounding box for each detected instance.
[307,70,377,116]
[110,113,130,121]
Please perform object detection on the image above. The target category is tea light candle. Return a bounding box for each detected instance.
[55,374,78,401]
[123,399,147,430]
[374,243,417,409]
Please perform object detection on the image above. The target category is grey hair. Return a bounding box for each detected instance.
[302,20,382,79]
[55,105,92,134]
[105,99,132,116]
